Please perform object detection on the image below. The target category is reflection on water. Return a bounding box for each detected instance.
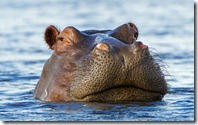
[0,0,194,121]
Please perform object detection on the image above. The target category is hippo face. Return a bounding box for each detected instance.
[34,23,167,102]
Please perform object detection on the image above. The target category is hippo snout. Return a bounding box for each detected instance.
[70,40,166,101]
[34,22,167,102]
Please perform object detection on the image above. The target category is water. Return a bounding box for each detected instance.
[0,0,194,121]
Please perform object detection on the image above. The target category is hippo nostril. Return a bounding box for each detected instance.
[136,41,142,45]
[138,42,148,49]
[96,43,110,51]
[132,41,148,52]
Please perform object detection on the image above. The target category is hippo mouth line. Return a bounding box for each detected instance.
[80,85,164,101]
[91,85,163,94]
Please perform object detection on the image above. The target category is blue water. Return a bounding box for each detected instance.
[0,0,194,121]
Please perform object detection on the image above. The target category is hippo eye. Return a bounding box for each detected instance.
[57,36,64,42]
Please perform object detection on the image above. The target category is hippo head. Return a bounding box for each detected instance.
[34,23,167,102]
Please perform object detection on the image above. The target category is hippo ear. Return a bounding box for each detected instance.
[108,23,138,44]
[128,22,139,39]
[44,25,60,50]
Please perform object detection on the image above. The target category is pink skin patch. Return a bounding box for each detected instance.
[96,43,110,51]
[139,43,148,49]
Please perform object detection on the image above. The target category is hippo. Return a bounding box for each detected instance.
[33,22,167,102]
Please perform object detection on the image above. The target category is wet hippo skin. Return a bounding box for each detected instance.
[33,22,167,102]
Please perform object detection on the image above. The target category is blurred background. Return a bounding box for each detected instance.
[0,0,194,121]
